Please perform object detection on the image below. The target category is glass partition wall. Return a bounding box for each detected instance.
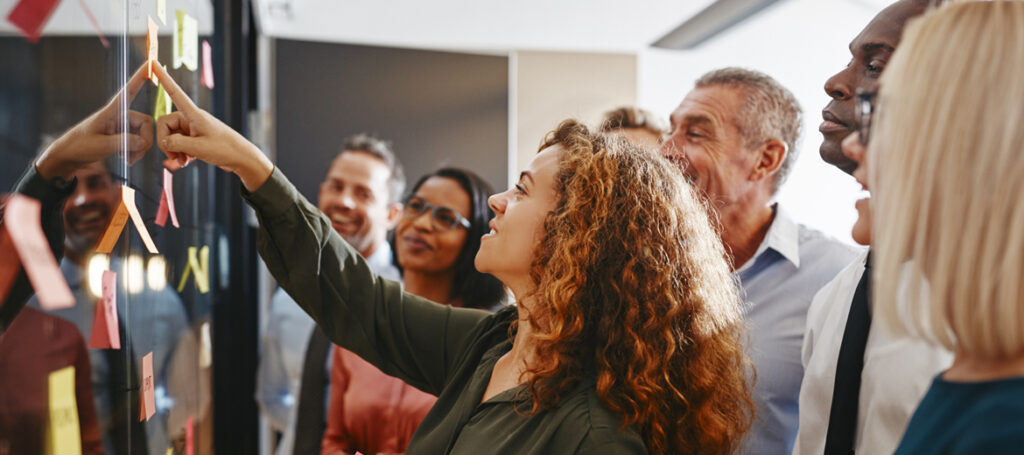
[1,0,257,452]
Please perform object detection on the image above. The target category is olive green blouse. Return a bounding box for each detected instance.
[243,168,647,454]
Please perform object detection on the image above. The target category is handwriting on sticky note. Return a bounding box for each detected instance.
[154,80,173,122]
[6,0,61,43]
[177,245,210,293]
[155,168,180,228]
[3,194,75,309]
[46,366,81,455]
[140,352,156,421]
[147,16,159,85]
[95,187,159,254]
[201,40,214,89]
[89,270,120,349]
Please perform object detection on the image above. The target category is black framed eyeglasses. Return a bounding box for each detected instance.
[403,195,471,231]
[856,89,877,146]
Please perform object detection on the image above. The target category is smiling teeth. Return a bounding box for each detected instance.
[80,212,103,223]
[331,213,353,223]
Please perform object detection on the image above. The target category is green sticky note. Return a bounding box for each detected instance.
[46,366,81,455]
[154,81,172,121]
[157,0,165,24]
[173,10,198,71]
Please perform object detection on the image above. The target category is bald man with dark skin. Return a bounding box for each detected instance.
[795,2,951,455]
[819,0,931,174]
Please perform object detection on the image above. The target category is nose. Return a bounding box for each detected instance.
[824,67,853,101]
[488,191,507,215]
[69,188,89,208]
[411,208,434,232]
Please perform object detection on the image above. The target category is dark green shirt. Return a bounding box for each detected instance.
[244,168,647,454]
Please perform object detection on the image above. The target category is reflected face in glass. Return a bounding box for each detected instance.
[63,161,119,257]
[821,0,926,174]
[395,177,470,275]
[317,150,395,257]
[660,85,757,208]
[476,146,560,290]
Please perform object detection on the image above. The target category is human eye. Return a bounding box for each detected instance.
[406,197,425,212]
[514,184,527,196]
[866,58,886,77]
[435,208,458,228]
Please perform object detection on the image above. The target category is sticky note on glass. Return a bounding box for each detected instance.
[46,366,81,455]
[2,194,75,309]
[95,186,158,254]
[139,352,156,421]
[88,270,120,349]
[155,168,179,228]
[153,80,172,122]
[157,0,165,24]
[199,321,211,367]
[201,40,214,89]
[147,16,159,85]
[176,245,209,293]
[6,0,61,43]
[186,415,194,455]
[173,10,198,71]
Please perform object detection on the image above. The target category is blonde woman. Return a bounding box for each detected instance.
[866,1,1024,452]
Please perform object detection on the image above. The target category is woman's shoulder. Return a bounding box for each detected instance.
[552,379,647,454]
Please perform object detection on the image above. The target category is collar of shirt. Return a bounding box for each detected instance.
[736,203,801,274]
[366,242,401,281]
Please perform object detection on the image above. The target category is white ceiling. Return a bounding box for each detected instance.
[253,0,719,53]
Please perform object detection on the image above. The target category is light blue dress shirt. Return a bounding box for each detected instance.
[255,242,400,455]
[735,205,861,455]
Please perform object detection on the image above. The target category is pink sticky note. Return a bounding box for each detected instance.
[186,415,194,455]
[3,194,74,309]
[6,0,61,43]
[139,352,155,421]
[201,40,214,89]
[155,168,180,228]
[89,271,120,349]
[147,17,159,85]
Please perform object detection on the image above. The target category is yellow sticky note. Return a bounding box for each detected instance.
[165,449,172,455]
[154,80,172,121]
[147,16,159,85]
[46,366,82,455]
[173,10,198,71]
[177,245,209,293]
[157,0,166,24]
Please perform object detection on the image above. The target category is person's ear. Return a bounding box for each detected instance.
[750,138,787,183]
[385,202,402,230]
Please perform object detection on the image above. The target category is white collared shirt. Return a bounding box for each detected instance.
[736,205,861,455]
[792,250,953,455]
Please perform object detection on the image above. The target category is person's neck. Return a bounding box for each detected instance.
[717,199,775,271]
[403,268,456,304]
[358,240,382,261]
[64,247,89,267]
[505,297,540,374]
[944,350,1024,382]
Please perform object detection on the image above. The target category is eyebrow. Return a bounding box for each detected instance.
[519,171,534,184]
[851,42,896,55]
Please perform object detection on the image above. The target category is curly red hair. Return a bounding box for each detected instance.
[519,120,753,454]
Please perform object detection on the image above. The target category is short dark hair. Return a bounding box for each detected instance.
[404,168,506,309]
[598,106,667,138]
[338,133,406,204]
[695,67,802,193]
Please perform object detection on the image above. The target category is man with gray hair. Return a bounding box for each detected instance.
[256,133,405,455]
[659,67,858,455]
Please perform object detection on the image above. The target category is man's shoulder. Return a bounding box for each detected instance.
[793,222,862,267]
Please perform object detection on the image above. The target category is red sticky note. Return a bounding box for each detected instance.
[201,40,214,89]
[95,187,158,254]
[155,168,179,228]
[186,415,194,455]
[88,270,120,349]
[147,16,159,85]
[139,352,155,421]
[0,230,18,305]
[3,194,74,309]
[6,0,61,43]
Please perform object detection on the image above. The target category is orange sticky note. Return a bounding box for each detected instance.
[6,0,61,43]
[95,187,159,254]
[201,40,214,89]
[155,168,179,228]
[88,270,120,349]
[3,194,74,309]
[139,352,156,421]
[147,16,159,85]
[186,415,194,455]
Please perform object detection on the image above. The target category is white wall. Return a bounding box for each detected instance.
[639,0,882,243]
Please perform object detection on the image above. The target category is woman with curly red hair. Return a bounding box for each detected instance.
[151,62,753,454]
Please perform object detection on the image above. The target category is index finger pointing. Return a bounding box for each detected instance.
[152,63,199,114]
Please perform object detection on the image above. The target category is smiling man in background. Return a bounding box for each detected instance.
[255,133,405,455]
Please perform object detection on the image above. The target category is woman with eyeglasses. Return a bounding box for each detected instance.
[321,168,505,455]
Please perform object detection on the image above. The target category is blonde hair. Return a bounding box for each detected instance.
[871,0,1024,360]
